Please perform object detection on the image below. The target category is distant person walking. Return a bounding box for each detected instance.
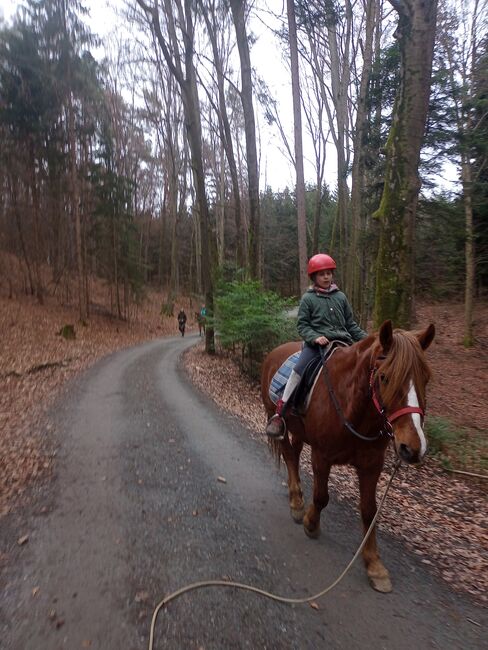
[177,309,187,337]
[197,304,207,337]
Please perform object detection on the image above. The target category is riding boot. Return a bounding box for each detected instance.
[266,371,301,439]
[265,398,287,438]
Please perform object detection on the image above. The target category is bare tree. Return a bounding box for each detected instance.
[438,0,486,346]
[229,0,261,279]
[136,0,215,351]
[199,0,246,270]
[287,0,308,294]
[347,0,380,321]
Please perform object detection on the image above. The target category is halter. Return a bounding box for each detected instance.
[321,349,425,442]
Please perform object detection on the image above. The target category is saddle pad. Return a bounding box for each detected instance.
[269,351,301,405]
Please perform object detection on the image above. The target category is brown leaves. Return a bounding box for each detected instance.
[0,284,193,520]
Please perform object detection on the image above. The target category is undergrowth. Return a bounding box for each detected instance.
[426,416,488,477]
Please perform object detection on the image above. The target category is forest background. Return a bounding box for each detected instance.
[0,0,487,563]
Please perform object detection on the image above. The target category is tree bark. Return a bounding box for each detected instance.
[229,0,260,279]
[287,0,308,294]
[201,2,245,269]
[373,0,438,328]
[347,0,378,321]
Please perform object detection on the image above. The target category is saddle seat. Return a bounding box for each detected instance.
[269,341,349,415]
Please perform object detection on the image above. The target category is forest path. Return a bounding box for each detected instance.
[1,334,484,650]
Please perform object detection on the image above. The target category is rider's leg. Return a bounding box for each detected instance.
[266,344,320,439]
[265,370,301,438]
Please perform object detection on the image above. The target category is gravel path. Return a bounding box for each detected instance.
[0,334,485,649]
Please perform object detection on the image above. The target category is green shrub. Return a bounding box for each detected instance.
[214,280,297,375]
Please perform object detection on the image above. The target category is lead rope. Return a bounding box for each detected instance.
[148,459,401,650]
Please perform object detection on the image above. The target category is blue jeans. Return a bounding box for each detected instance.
[293,344,321,376]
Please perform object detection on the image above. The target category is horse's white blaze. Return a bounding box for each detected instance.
[408,381,426,456]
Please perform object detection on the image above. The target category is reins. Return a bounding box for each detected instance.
[320,346,391,441]
[322,360,387,441]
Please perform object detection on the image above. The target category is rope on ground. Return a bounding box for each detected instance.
[148,460,401,650]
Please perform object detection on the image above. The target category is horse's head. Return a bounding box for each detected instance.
[374,320,435,465]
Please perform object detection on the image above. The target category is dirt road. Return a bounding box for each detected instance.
[0,334,485,649]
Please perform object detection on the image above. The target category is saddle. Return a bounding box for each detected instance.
[291,341,349,412]
[269,341,349,413]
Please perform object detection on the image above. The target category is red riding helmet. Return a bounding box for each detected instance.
[307,253,337,276]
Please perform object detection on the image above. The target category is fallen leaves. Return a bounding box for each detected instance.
[0,286,194,518]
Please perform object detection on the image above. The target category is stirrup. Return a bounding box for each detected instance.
[266,414,286,440]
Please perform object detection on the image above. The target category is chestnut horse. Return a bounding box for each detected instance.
[261,320,435,593]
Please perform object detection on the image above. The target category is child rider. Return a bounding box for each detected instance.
[265,253,368,439]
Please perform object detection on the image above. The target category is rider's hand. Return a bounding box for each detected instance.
[315,336,329,346]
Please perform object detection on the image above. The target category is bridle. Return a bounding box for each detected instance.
[321,348,425,443]
[368,362,425,431]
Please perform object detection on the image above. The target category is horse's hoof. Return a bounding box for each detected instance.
[290,507,304,523]
[304,524,320,539]
[368,575,392,593]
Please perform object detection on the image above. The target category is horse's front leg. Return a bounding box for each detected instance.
[357,464,392,593]
[303,449,331,539]
[280,435,304,522]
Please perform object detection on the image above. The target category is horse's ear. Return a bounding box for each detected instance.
[379,320,393,353]
[416,323,435,350]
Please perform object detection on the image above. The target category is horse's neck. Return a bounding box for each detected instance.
[327,344,374,416]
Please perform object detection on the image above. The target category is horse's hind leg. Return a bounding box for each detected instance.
[281,435,304,522]
[357,464,392,593]
[303,449,331,539]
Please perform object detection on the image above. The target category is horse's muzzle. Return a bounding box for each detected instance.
[396,442,423,465]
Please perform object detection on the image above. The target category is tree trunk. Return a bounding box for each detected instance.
[373,0,438,328]
[27,140,44,305]
[326,3,352,269]
[347,0,378,321]
[287,0,308,295]
[230,0,260,279]
[137,0,215,352]
[462,156,475,347]
[10,174,34,295]
[61,0,87,323]
[201,3,245,269]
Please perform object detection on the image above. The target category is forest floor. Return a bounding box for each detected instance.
[0,269,487,606]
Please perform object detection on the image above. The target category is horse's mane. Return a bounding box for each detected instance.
[373,330,432,406]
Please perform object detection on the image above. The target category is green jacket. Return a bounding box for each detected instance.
[297,286,367,346]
